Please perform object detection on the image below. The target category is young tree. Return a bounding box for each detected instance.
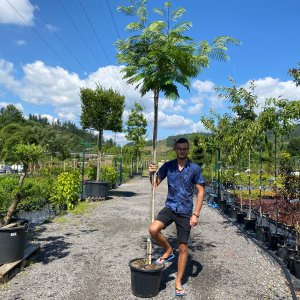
[80,85,125,181]
[116,0,239,263]
[125,102,147,172]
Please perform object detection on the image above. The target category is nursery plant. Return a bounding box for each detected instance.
[0,144,44,226]
[80,85,125,181]
[117,0,239,270]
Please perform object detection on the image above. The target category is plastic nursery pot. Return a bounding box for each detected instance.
[293,258,300,279]
[129,258,164,298]
[267,234,285,251]
[286,249,297,271]
[229,208,238,221]
[219,200,226,212]
[84,181,109,199]
[244,218,256,232]
[236,212,244,224]
[255,226,270,243]
[276,245,289,260]
[0,225,27,264]
[224,204,232,215]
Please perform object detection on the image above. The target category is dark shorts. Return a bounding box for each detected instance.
[155,207,191,244]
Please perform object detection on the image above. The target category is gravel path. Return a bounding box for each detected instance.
[0,177,295,300]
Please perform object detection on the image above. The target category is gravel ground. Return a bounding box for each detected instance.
[0,177,296,300]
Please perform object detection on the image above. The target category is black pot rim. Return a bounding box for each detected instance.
[0,224,27,232]
[129,258,165,273]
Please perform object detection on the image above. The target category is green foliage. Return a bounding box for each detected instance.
[17,177,51,211]
[287,137,300,157]
[0,104,25,128]
[49,171,81,211]
[125,102,147,160]
[80,85,125,133]
[116,1,239,100]
[86,165,117,188]
[0,176,18,213]
[0,175,51,213]
[86,165,97,180]
[289,63,300,87]
[100,166,118,188]
[190,137,205,166]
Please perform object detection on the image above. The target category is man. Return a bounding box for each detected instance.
[149,137,205,297]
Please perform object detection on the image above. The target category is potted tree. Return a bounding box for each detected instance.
[125,102,147,177]
[116,0,238,297]
[80,85,125,199]
[0,144,44,264]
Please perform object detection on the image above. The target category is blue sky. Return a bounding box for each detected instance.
[0,0,299,145]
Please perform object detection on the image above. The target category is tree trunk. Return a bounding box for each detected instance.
[2,169,27,226]
[96,130,103,182]
[147,89,159,265]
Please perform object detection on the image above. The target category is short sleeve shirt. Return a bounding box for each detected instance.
[157,159,205,215]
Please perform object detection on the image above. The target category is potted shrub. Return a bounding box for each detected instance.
[0,144,44,264]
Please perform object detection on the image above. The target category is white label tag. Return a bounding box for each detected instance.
[10,233,17,236]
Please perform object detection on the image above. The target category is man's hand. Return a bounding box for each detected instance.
[149,163,157,175]
[190,214,199,227]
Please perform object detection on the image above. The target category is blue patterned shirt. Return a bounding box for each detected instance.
[157,159,205,215]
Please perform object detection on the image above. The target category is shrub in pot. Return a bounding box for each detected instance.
[0,144,44,264]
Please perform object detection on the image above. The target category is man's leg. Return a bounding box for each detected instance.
[149,220,173,257]
[175,242,188,289]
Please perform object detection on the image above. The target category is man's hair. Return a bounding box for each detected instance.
[174,138,189,147]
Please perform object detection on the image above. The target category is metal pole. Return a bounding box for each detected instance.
[81,144,86,200]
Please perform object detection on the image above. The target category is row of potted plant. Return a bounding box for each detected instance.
[218,198,300,280]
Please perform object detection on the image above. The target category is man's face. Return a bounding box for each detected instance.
[175,143,189,160]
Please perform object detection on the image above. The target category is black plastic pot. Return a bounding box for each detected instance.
[84,181,109,198]
[276,245,289,260]
[236,212,244,224]
[129,258,164,298]
[219,200,226,212]
[0,225,27,264]
[267,234,285,251]
[244,218,256,232]
[286,249,297,272]
[255,226,270,243]
[229,208,238,221]
[224,204,232,215]
[293,258,300,279]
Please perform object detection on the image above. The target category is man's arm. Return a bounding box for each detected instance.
[190,183,205,226]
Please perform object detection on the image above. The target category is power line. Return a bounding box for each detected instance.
[77,0,129,98]
[6,0,72,70]
[36,10,87,73]
[105,0,121,39]
[58,0,101,66]
[78,0,112,65]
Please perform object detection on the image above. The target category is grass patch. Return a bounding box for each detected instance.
[54,216,68,223]
[69,200,91,215]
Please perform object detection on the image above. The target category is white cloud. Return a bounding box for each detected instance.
[14,39,26,46]
[159,98,186,114]
[0,0,35,26]
[242,77,300,104]
[0,58,299,143]
[0,101,23,112]
[46,24,59,32]
[187,79,223,114]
